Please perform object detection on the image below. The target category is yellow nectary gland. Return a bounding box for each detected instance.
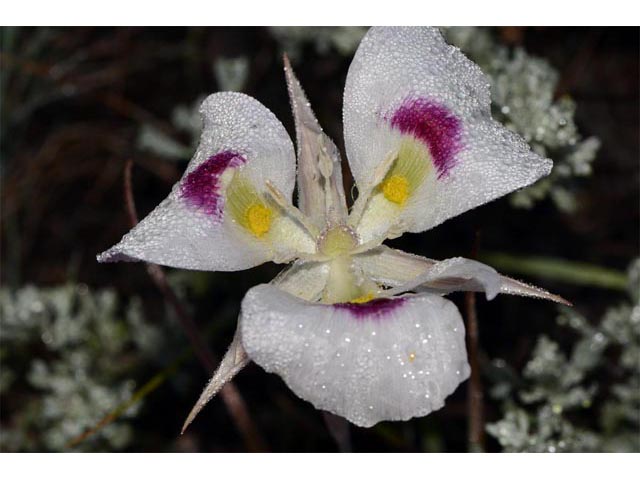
[226,173,275,239]
[382,174,409,205]
[245,204,272,237]
[350,292,375,304]
[318,225,358,257]
[379,137,432,207]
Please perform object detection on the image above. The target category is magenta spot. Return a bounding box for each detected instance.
[334,297,407,320]
[180,150,246,219]
[389,97,462,178]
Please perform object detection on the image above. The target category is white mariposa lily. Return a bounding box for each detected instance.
[98,26,569,429]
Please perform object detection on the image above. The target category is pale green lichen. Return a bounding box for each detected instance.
[486,259,640,452]
[444,27,600,213]
[0,284,162,451]
[213,56,250,92]
[269,27,367,60]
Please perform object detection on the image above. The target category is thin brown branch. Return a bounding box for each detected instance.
[322,411,352,452]
[465,231,485,452]
[67,349,188,449]
[124,160,267,452]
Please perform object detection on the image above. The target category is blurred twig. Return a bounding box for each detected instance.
[465,232,485,452]
[322,412,352,452]
[123,160,267,452]
[67,347,192,449]
[480,252,628,291]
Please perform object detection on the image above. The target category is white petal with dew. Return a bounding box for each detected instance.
[98,92,305,271]
[240,284,470,427]
[385,257,503,300]
[362,251,570,305]
[354,245,436,288]
[272,260,331,302]
[344,26,552,239]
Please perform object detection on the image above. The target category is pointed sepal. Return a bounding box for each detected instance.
[181,327,250,434]
[283,54,348,227]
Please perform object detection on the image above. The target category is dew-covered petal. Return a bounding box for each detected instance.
[240,284,470,427]
[272,259,331,302]
[386,257,503,300]
[344,27,552,243]
[98,92,315,271]
[364,252,570,305]
[354,245,436,288]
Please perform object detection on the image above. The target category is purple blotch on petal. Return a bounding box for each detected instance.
[180,150,246,219]
[389,97,462,178]
[334,297,407,320]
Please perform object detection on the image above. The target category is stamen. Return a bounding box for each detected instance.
[348,149,398,228]
[265,180,319,237]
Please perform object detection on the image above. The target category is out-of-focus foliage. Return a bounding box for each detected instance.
[0,284,162,451]
[136,27,367,160]
[138,56,250,160]
[212,56,250,92]
[445,27,600,212]
[137,97,204,161]
[269,27,368,60]
[486,259,640,452]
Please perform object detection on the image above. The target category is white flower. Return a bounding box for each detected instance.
[98,27,568,429]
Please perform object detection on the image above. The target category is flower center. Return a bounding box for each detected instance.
[317,225,359,258]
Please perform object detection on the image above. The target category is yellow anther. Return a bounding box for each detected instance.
[350,292,375,304]
[245,204,272,237]
[408,352,416,363]
[382,174,409,205]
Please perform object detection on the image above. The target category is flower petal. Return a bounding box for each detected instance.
[356,248,571,305]
[344,27,552,243]
[98,92,314,271]
[272,259,331,302]
[240,284,470,427]
[386,257,503,300]
[354,245,436,288]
